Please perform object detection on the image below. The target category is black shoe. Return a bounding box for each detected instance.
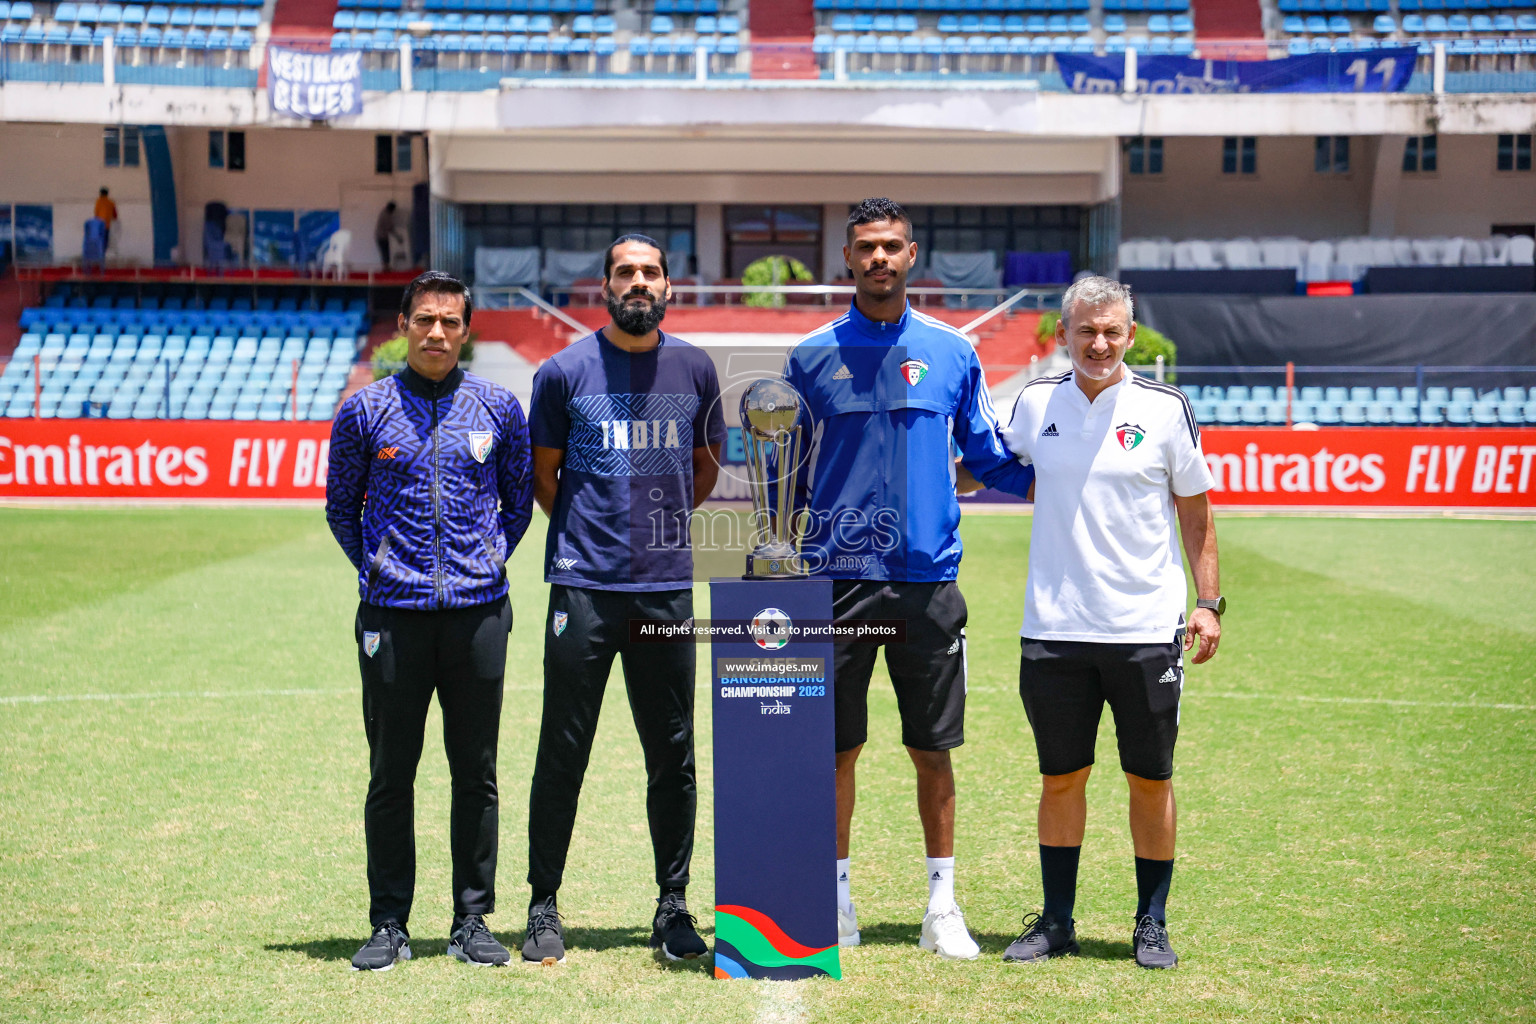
[1133,914,1178,969]
[1002,912,1080,963]
[522,894,566,965]
[351,921,412,971]
[448,914,510,966]
[650,891,708,961]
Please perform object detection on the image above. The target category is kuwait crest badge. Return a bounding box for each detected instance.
[899,358,929,386]
[552,611,569,637]
[468,431,494,464]
[1114,423,1147,451]
[363,631,381,658]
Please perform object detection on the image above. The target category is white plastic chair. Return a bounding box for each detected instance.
[1303,240,1334,282]
[1391,237,1414,266]
[1410,238,1444,266]
[1368,237,1397,266]
[320,229,352,279]
[1484,235,1510,265]
[1508,235,1535,266]
[1224,238,1261,269]
[1259,237,1306,274]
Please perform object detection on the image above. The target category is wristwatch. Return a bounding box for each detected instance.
[1196,596,1226,616]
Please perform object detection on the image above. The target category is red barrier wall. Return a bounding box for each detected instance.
[0,422,1533,508]
[0,421,333,500]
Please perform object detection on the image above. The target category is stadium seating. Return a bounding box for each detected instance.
[811,0,1196,73]
[0,2,259,84]
[1121,234,1536,282]
[1174,382,1536,427]
[2,284,367,421]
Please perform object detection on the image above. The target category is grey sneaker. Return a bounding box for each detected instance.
[1002,912,1079,963]
[1133,915,1178,969]
[448,914,510,966]
[351,921,412,971]
[522,894,566,965]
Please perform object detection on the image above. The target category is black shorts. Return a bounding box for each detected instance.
[1018,638,1183,780]
[832,580,968,754]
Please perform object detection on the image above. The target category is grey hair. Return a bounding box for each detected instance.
[1061,275,1134,326]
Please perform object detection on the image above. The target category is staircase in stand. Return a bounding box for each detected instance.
[748,0,820,78]
[1192,0,1266,42]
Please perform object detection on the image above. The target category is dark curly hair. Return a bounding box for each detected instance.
[846,197,912,243]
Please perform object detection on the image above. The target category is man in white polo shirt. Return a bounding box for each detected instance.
[997,275,1223,970]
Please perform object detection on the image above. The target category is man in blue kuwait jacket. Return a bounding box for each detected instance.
[520,234,724,967]
[326,271,534,971]
[782,197,1036,960]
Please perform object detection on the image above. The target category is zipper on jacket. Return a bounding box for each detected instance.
[431,386,444,610]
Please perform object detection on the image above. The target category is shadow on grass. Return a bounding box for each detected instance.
[856,924,1133,962]
[266,926,702,965]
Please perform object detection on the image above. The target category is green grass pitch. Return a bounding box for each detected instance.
[0,508,1533,1023]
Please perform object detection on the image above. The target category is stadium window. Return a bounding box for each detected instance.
[227,131,245,172]
[396,135,413,174]
[209,130,224,169]
[1403,134,1437,174]
[376,135,394,175]
[1496,134,1532,172]
[122,127,140,168]
[1222,137,1256,175]
[1315,136,1349,174]
[1127,137,1163,175]
[103,126,120,168]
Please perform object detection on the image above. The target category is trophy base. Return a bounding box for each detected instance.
[745,553,808,580]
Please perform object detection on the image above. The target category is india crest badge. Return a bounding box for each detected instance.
[468,431,494,463]
[553,611,569,637]
[363,631,381,658]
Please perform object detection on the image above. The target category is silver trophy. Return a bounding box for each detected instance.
[740,378,807,579]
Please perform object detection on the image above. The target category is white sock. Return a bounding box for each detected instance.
[836,858,852,911]
[926,856,956,914]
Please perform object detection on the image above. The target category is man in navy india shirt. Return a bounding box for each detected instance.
[521,234,725,965]
[782,198,1037,960]
[326,271,535,971]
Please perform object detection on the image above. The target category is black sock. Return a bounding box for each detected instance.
[660,885,686,900]
[1039,844,1081,923]
[1135,857,1174,923]
[530,888,557,907]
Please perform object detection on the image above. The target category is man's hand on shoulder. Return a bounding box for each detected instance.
[954,460,983,495]
[1184,607,1221,664]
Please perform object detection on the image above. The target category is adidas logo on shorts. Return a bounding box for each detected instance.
[946,638,961,655]
[832,365,854,380]
[1157,667,1179,685]
[1040,422,1059,437]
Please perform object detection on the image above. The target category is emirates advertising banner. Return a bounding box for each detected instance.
[0,422,1532,508]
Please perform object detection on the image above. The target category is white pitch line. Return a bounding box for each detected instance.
[0,687,354,705]
[756,980,809,1024]
[1194,691,1536,712]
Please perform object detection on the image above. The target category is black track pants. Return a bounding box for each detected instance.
[356,597,512,929]
[526,584,697,894]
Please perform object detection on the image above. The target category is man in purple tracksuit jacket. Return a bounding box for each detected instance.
[326,271,534,971]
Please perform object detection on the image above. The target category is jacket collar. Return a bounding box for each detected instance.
[397,362,465,401]
[846,298,911,339]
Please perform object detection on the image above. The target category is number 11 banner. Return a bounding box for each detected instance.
[1057,47,1418,94]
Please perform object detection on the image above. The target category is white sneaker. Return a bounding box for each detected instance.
[837,903,861,947]
[919,905,980,960]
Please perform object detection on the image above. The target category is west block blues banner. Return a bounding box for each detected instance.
[1057,47,1418,93]
[267,47,362,120]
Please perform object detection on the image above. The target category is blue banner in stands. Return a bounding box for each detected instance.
[1056,47,1418,93]
[268,47,363,120]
